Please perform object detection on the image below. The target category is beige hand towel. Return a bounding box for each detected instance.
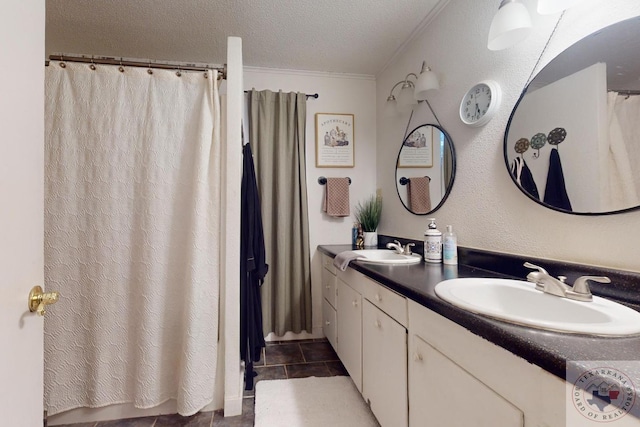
[408,177,431,214]
[322,177,350,217]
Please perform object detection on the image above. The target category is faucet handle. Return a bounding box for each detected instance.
[523,262,549,275]
[572,276,611,293]
[567,276,611,302]
[403,243,415,255]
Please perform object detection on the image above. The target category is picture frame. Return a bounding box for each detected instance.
[397,125,434,168]
[315,113,355,168]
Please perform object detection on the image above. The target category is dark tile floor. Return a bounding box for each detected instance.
[55,339,347,427]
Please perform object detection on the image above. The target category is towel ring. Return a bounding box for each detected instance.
[318,176,351,185]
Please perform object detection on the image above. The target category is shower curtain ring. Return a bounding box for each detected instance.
[147,61,153,75]
[118,58,125,73]
[176,66,182,77]
[59,54,66,68]
[89,56,96,71]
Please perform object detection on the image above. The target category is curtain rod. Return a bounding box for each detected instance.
[46,55,227,79]
[244,90,319,99]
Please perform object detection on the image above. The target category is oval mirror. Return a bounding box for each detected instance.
[505,16,640,215]
[395,124,456,215]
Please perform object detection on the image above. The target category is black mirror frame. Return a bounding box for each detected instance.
[395,123,456,215]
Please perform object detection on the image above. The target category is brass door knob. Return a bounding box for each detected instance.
[28,286,59,316]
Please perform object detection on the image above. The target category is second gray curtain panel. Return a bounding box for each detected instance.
[249,90,312,336]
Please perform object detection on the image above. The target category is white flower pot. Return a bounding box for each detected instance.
[363,231,378,248]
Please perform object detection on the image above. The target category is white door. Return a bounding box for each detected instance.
[0,1,47,426]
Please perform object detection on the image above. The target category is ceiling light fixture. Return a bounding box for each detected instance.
[487,0,533,51]
[386,62,439,115]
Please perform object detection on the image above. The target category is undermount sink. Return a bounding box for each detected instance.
[352,249,422,265]
[434,278,640,336]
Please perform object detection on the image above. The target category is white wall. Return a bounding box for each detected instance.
[377,0,640,272]
[244,68,377,337]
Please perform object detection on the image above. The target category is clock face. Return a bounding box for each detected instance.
[459,80,501,127]
[461,83,491,123]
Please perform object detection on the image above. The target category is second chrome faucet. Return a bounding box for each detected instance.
[524,262,610,302]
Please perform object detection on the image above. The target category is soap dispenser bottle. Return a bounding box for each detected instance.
[443,225,458,265]
[424,218,442,263]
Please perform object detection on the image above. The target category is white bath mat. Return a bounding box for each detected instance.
[254,376,379,427]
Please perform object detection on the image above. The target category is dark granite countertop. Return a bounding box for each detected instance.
[318,243,640,389]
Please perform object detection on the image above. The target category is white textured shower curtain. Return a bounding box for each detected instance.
[44,62,221,416]
[604,92,640,210]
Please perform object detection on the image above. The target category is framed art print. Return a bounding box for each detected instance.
[315,113,355,167]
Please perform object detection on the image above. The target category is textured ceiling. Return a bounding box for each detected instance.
[46,0,447,75]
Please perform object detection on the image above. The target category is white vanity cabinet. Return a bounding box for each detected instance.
[321,254,338,350]
[408,300,565,427]
[337,266,408,427]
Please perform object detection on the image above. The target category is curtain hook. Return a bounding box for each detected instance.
[118,58,125,73]
[204,70,208,79]
[59,54,66,68]
[147,60,153,75]
[176,66,182,77]
[89,56,96,71]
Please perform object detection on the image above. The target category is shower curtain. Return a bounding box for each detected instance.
[604,92,640,210]
[44,62,221,416]
[248,90,312,336]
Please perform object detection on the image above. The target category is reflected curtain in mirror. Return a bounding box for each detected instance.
[249,90,312,336]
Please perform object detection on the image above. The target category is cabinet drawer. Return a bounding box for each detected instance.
[322,266,337,308]
[321,253,337,275]
[363,280,407,327]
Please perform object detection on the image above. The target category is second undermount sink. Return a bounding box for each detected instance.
[434,278,640,337]
[352,249,422,265]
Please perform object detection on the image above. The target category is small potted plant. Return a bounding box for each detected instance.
[355,194,382,248]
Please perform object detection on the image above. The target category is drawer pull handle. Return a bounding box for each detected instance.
[325,284,330,289]
[374,320,382,328]
[325,321,331,326]
[375,294,382,302]
[352,300,358,307]
[413,352,423,362]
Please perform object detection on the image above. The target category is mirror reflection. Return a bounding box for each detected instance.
[505,16,640,214]
[395,124,455,215]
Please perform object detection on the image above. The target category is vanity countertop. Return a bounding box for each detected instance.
[318,244,640,384]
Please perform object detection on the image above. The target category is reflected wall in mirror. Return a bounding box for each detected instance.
[505,16,640,215]
[395,124,456,215]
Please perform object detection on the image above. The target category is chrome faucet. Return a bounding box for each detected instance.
[386,240,404,254]
[524,262,610,302]
[386,240,415,255]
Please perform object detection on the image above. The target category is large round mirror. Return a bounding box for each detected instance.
[395,124,456,215]
[505,16,640,215]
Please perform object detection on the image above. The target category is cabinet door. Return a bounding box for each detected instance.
[337,279,362,392]
[409,334,523,427]
[363,300,408,427]
[323,299,337,351]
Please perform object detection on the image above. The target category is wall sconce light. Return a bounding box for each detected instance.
[488,0,584,50]
[385,61,439,115]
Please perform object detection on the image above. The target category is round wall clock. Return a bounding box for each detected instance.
[459,80,502,127]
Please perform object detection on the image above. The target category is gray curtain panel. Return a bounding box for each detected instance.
[249,90,312,335]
